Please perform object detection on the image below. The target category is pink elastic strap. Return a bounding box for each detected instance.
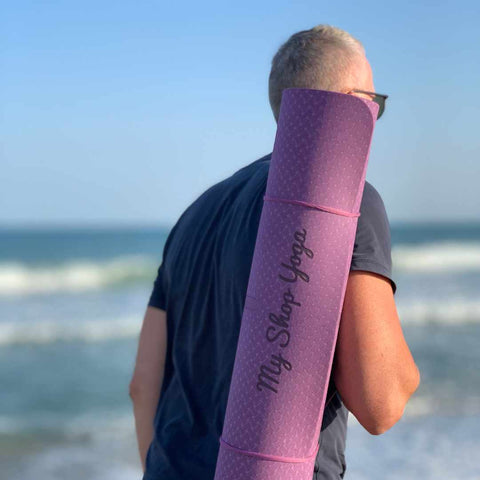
[219,436,319,464]
[218,392,334,465]
[263,195,360,218]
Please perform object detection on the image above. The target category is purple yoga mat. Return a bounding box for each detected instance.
[214,88,379,479]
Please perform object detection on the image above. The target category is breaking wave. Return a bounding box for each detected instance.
[392,241,480,273]
[0,255,158,296]
[397,299,480,325]
[0,316,142,345]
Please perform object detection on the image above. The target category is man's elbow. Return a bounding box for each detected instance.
[129,376,149,400]
[364,366,421,435]
[129,378,140,400]
[363,402,405,435]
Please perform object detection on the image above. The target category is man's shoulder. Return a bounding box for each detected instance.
[209,151,272,196]
[169,153,272,233]
[362,181,385,206]
[353,179,395,291]
[184,152,271,211]
[360,181,388,220]
[357,180,391,247]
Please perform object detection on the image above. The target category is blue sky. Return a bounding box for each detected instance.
[2,0,479,227]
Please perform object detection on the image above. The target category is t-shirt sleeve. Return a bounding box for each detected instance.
[350,182,397,295]
[148,262,167,310]
[147,223,178,310]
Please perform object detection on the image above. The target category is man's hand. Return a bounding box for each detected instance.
[333,271,420,435]
[129,306,168,472]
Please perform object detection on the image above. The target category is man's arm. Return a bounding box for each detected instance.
[129,306,168,472]
[333,270,420,435]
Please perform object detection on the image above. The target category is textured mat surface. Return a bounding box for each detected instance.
[215,88,378,480]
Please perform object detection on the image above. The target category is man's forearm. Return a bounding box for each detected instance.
[339,331,419,430]
[131,387,161,472]
[333,272,420,434]
[129,306,168,471]
[334,321,419,434]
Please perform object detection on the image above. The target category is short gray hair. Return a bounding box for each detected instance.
[268,25,365,122]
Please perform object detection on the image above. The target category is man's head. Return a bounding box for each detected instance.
[268,25,375,123]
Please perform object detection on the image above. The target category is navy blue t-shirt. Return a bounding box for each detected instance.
[143,152,396,480]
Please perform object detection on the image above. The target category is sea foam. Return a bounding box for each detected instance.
[0,315,142,345]
[0,255,157,296]
[392,241,480,273]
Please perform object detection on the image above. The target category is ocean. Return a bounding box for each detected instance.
[0,222,479,479]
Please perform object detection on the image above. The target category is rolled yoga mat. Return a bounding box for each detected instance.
[214,88,379,480]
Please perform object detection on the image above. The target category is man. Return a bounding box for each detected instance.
[129,24,420,480]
